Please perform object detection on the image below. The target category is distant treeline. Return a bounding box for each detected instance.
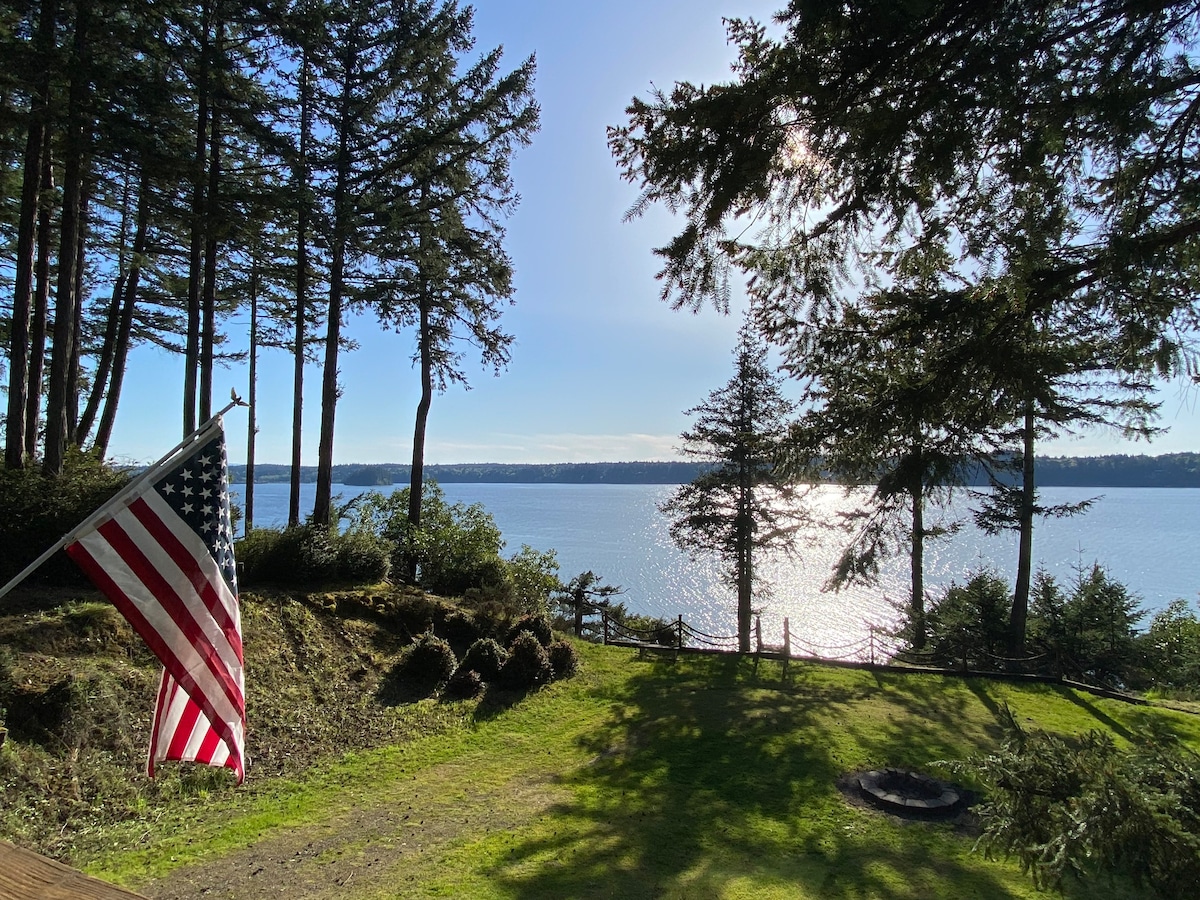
[228,454,1200,488]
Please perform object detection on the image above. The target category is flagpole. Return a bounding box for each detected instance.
[0,398,245,601]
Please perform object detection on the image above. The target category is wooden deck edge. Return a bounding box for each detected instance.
[0,840,148,900]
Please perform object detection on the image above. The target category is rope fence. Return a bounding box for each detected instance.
[601,610,1054,672]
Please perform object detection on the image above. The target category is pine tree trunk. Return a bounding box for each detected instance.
[1009,401,1037,658]
[25,149,54,461]
[43,0,92,475]
[245,253,260,533]
[93,176,150,458]
[184,0,211,437]
[406,276,434,583]
[289,45,312,528]
[910,483,926,651]
[737,468,753,653]
[67,186,91,442]
[77,169,131,442]
[4,0,57,469]
[200,17,224,425]
[76,270,125,445]
[313,30,358,528]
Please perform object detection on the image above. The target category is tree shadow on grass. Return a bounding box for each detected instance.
[483,654,1057,899]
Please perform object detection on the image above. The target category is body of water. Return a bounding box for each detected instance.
[230,482,1200,651]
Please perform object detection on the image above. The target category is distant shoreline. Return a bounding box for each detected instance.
[229,454,1200,489]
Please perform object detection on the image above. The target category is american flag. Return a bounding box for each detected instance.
[65,415,246,783]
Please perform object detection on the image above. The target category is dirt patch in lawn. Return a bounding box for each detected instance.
[142,765,566,900]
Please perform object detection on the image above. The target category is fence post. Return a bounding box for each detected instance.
[676,615,683,650]
[783,617,791,658]
[602,611,609,645]
[755,615,762,654]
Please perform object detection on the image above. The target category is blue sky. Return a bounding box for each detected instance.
[105,0,1198,467]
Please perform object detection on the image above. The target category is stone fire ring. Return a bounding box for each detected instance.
[858,768,962,815]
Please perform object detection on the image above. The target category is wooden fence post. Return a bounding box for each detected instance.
[754,615,762,654]
[783,617,791,658]
[676,615,683,649]
[602,611,609,645]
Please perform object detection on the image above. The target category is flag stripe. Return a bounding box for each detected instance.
[66,540,244,767]
[167,692,203,760]
[117,499,243,677]
[133,494,242,661]
[90,517,244,717]
[149,672,241,779]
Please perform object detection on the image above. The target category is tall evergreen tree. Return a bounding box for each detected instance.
[662,321,803,652]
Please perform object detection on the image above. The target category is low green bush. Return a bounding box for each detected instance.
[547,640,579,680]
[236,524,390,587]
[396,632,457,687]
[0,449,129,587]
[505,613,553,649]
[456,638,508,682]
[499,631,552,689]
[443,668,485,700]
[949,705,1200,898]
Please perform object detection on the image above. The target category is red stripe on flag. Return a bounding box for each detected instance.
[197,725,223,762]
[147,670,172,779]
[93,516,244,718]
[167,692,204,760]
[130,496,243,662]
[65,541,244,773]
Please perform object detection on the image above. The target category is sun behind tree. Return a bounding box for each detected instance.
[661,320,805,653]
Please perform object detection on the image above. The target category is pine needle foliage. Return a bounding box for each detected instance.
[950,704,1200,898]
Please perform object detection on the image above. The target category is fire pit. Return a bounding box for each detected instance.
[858,768,962,816]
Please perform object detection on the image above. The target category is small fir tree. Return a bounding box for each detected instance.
[661,320,803,652]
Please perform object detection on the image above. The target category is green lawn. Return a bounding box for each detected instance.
[85,644,1200,899]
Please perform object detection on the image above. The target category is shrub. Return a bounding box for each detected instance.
[0,448,129,586]
[236,524,336,586]
[499,631,553,689]
[396,632,457,687]
[925,571,1011,668]
[333,529,391,583]
[505,545,561,617]
[443,668,485,700]
[442,609,484,654]
[506,613,553,649]
[1137,599,1200,692]
[237,524,390,587]
[949,704,1200,898]
[350,483,508,596]
[547,640,579,680]
[1029,564,1144,687]
[456,638,508,682]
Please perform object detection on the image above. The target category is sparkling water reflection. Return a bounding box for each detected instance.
[230,482,1200,652]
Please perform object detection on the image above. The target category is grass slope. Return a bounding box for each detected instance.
[78,644,1200,899]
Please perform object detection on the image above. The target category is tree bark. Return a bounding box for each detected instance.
[245,252,260,533]
[25,148,54,461]
[93,176,150,458]
[910,482,926,651]
[200,15,224,425]
[184,0,211,437]
[66,182,91,441]
[313,28,358,528]
[289,44,312,528]
[43,0,92,475]
[1009,400,1037,658]
[406,273,434,582]
[4,0,57,469]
